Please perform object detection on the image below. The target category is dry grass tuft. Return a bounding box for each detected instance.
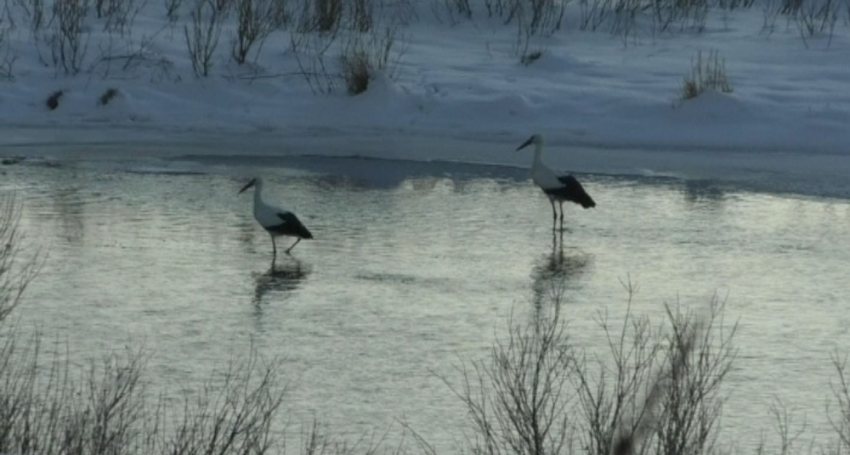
[681,49,732,100]
[520,49,543,65]
[99,88,119,105]
[46,90,63,110]
[341,49,371,94]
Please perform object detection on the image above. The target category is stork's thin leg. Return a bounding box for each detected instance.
[558,226,564,253]
[550,200,557,230]
[559,201,564,231]
[285,237,301,254]
[551,228,558,253]
[270,234,277,268]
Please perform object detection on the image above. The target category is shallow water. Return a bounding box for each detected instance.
[2,153,850,452]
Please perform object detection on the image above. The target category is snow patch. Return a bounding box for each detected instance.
[674,89,748,120]
[0,5,847,188]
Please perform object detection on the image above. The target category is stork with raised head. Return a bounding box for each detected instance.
[516,134,596,230]
[239,178,313,266]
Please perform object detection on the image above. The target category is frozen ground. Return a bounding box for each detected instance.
[0,0,848,188]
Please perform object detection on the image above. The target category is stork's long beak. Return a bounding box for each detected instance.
[238,179,256,194]
[516,137,534,151]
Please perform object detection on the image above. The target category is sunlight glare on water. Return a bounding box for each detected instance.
[2,155,850,452]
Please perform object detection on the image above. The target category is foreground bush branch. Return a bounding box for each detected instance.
[0,195,40,321]
[447,276,738,455]
[443,285,577,455]
[184,0,222,76]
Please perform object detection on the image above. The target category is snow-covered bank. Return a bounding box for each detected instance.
[0,0,849,180]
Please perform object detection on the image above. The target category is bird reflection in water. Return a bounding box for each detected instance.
[683,180,725,208]
[531,230,592,311]
[252,258,311,305]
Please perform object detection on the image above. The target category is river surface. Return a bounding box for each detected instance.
[2,151,849,452]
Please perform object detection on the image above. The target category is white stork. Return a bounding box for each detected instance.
[516,134,596,230]
[239,178,313,265]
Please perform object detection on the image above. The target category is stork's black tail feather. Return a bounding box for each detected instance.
[275,212,314,239]
[289,216,313,239]
[553,175,597,209]
[576,189,596,209]
[298,223,314,239]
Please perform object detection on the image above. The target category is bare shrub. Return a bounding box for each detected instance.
[579,0,729,41]
[828,351,850,453]
[100,0,146,35]
[782,0,802,14]
[384,0,417,26]
[0,194,290,455]
[844,0,850,25]
[582,0,651,46]
[794,0,839,47]
[231,0,276,64]
[269,0,290,28]
[442,285,577,455]
[0,196,40,322]
[717,0,754,9]
[512,6,533,58]
[95,0,145,33]
[301,419,404,455]
[350,0,374,31]
[289,30,333,90]
[294,0,341,32]
[315,0,342,31]
[165,350,286,455]
[650,297,736,455]
[0,195,146,455]
[574,281,662,455]
[760,398,809,455]
[761,0,783,34]
[76,350,150,454]
[294,0,311,30]
[526,0,567,34]
[184,0,223,77]
[291,13,394,93]
[512,4,552,62]
[0,55,13,80]
[0,24,15,80]
[91,24,182,81]
[447,271,737,455]
[13,0,46,35]
[32,0,45,29]
[579,0,612,30]
[651,0,710,34]
[339,25,399,95]
[212,0,234,16]
[506,0,566,36]
[165,0,182,21]
[483,0,510,17]
[686,0,710,31]
[289,28,338,94]
[680,50,732,101]
[576,289,736,455]
[48,0,91,75]
[431,0,471,25]
[95,0,106,16]
[0,335,287,455]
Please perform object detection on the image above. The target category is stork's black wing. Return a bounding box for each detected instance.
[555,175,596,208]
[268,212,314,239]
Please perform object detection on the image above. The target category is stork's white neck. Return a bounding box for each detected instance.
[532,142,544,170]
[253,180,265,208]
